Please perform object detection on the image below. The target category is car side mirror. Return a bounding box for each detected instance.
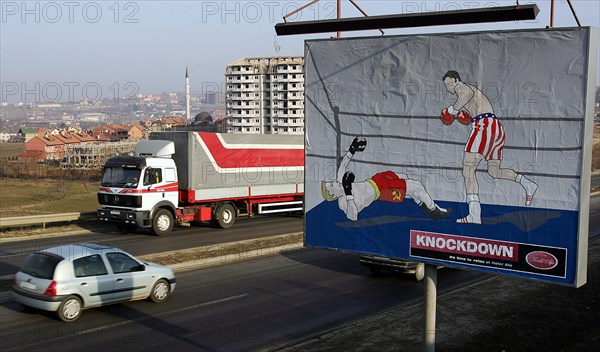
[136,264,146,272]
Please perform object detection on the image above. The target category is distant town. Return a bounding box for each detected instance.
[0,56,310,168]
[0,86,225,134]
[0,86,228,166]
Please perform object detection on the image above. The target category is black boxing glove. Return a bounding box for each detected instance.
[349,137,367,155]
[342,171,355,196]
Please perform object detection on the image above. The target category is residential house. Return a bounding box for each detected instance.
[127,124,145,140]
[90,124,128,141]
[21,134,65,161]
[54,132,81,148]
[89,124,145,141]
[71,132,97,144]
[151,117,186,132]
[106,124,130,140]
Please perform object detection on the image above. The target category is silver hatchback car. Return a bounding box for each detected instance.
[12,243,176,322]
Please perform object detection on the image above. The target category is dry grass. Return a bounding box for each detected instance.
[0,179,98,217]
[145,233,304,266]
[0,143,24,159]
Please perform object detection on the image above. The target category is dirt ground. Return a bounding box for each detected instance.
[275,237,600,352]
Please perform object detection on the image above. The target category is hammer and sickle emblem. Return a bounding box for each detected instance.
[392,190,402,201]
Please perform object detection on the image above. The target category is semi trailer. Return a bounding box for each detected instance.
[97,131,304,235]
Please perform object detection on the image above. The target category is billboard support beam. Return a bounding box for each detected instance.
[275,4,539,36]
[424,264,437,352]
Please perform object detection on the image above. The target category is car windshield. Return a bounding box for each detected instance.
[20,253,62,279]
[101,167,142,188]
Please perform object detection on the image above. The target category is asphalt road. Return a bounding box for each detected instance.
[0,194,597,351]
[0,247,484,352]
[0,214,304,277]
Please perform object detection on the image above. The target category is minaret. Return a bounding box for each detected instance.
[185,67,191,121]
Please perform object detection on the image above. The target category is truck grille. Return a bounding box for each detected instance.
[98,194,142,207]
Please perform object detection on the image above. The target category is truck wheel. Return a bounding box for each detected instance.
[152,209,173,236]
[215,203,236,229]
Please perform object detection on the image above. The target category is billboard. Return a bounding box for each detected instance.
[304,27,598,287]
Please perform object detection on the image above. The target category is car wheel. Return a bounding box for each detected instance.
[149,279,170,303]
[152,209,174,236]
[215,203,236,229]
[414,262,425,282]
[57,295,82,322]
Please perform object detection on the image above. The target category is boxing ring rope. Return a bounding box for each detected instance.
[305,94,584,180]
[305,45,585,181]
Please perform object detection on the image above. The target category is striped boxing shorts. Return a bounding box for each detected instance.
[465,113,505,160]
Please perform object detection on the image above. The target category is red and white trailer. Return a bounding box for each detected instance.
[98,132,304,235]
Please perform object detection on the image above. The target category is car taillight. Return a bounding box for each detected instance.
[44,281,57,296]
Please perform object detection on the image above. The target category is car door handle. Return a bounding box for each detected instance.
[116,278,124,282]
[81,283,88,286]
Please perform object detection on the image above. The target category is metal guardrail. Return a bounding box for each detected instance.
[0,212,97,229]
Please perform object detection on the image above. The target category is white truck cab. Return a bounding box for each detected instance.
[97,141,179,235]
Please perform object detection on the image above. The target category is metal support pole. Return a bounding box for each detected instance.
[336,0,341,38]
[423,264,437,352]
[550,0,554,28]
[566,0,582,27]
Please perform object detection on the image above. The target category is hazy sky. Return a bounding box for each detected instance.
[1,0,599,103]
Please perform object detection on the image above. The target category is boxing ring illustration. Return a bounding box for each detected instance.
[302,27,596,286]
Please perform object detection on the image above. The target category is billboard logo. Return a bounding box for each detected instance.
[525,251,558,270]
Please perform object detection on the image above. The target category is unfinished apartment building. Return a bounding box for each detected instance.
[60,141,137,168]
[225,56,304,134]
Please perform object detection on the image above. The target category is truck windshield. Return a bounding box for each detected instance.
[101,167,142,188]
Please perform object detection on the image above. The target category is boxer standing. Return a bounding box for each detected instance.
[441,70,538,224]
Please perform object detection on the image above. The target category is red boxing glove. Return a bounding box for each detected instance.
[440,108,454,125]
[457,110,472,125]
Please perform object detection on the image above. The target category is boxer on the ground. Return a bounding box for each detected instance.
[321,137,451,221]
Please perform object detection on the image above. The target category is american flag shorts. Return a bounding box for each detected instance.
[465,113,505,160]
